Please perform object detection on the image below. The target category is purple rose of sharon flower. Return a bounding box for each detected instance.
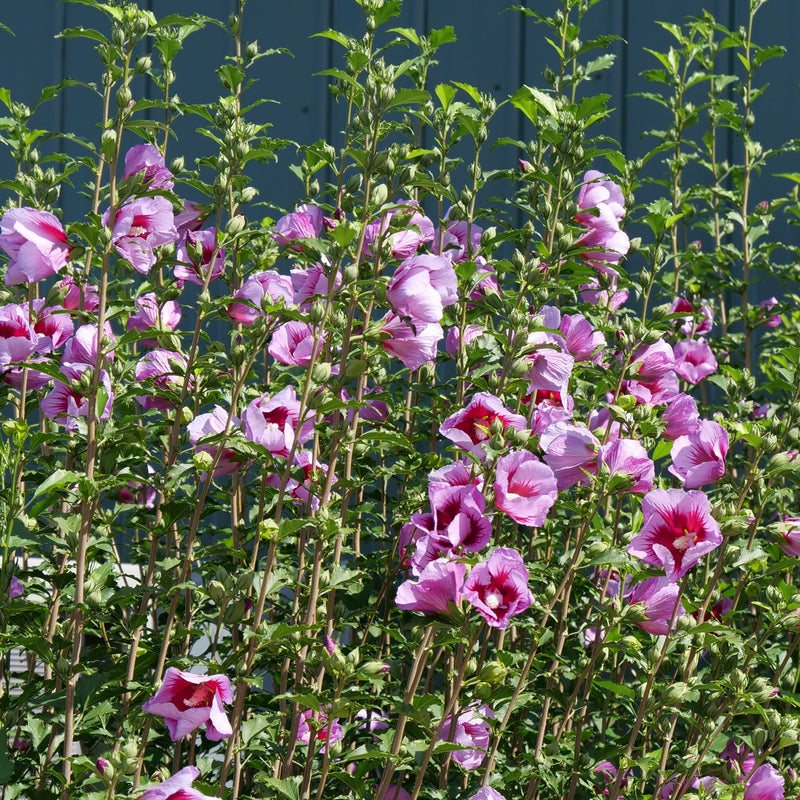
[462,547,533,629]
[437,703,493,770]
[493,450,558,527]
[777,517,800,557]
[296,706,344,753]
[626,577,685,635]
[396,558,465,615]
[142,667,233,742]
[123,143,174,190]
[468,789,507,800]
[243,385,315,458]
[628,489,722,582]
[104,196,178,274]
[744,764,784,800]
[669,419,728,488]
[138,766,220,800]
[0,207,72,285]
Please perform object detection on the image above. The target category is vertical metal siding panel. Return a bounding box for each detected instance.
[327,2,426,144]
[744,0,800,302]
[61,3,108,148]
[425,0,523,177]
[240,0,330,212]
[0,3,68,196]
[575,1,625,157]
[623,0,730,163]
[147,0,235,187]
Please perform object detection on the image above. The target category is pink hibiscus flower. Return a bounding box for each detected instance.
[142,667,234,741]
[628,488,722,581]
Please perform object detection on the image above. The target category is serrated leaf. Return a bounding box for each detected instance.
[31,469,83,501]
[452,81,481,104]
[388,27,418,46]
[429,26,456,49]
[594,679,635,699]
[261,777,300,800]
[511,85,558,122]
[311,29,351,48]
[435,83,457,110]
[56,26,108,44]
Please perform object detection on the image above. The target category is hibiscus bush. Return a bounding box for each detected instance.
[1,0,800,798]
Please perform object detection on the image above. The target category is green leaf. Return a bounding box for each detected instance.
[56,26,108,44]
[62,0,124,20]
[754,45,785,68]
[261,777,300,800]
[314,68,362,92]
[217,64,245,91]
[30,469,83,501]
[435,83,457,110]
[388,27,419,46]
[511,85,557,125]
[429,26,457,49]
[242,714,271,744]
[388,88,429,109]
[311,29,351,48]
[585,54,615,76]
[652,439,672,460]
[594,679,635,699]
[374,0,402,26]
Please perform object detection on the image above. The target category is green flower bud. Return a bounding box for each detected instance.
[474,681,493,700]
[662,682,689,706]
[223,599,246,625]
[479,660,507,684]
[99,129,117,161]
[208,580,226,603]
[371,183,388,206]
[308,300,327,326]
[115,85,132,108]
[344,358,367,379]
[193,450,215,474]
[312,362,332,384]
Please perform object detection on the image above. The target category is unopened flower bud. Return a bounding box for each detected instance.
[752,728,768,750]
[312,362,332,384]
[239,186,257,204]
[730,669,747,691]
[662,681,689,706]
[749,676,775,703]
[208,580,226,603]
[193,450,215,474]
[96,757,114,783]
[226,215,246,236]
[101,129,118,160]
[245,41,259,61]
[115,85,132,108]
[479,661,507,684]
[361,660,391,675]
[371,183,388,206]
[134,54,152,74]
[344,357,367,379]
[308,300,326,325]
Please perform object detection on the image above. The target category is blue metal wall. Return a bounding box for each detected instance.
[0,1,798,223]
